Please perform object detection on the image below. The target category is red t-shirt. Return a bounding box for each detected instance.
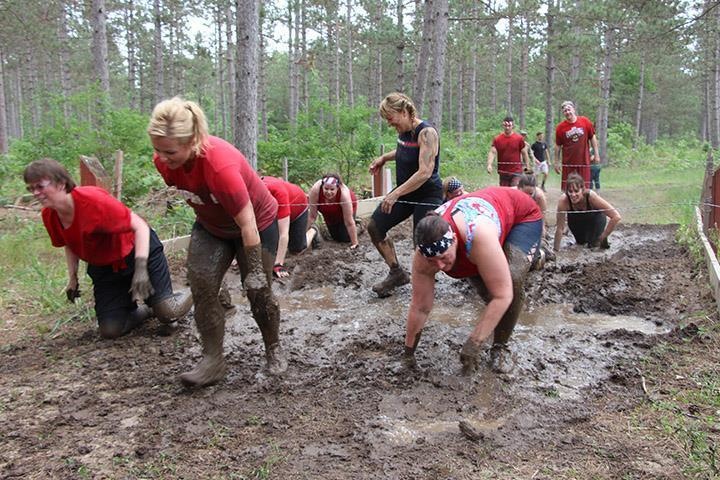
[492,133,525,175]
[262,176,308,221]
[42,186,135,268]
[555,116,595,187]
[438,187,542,279]
[317,185,358,226]
[154,136,278,238]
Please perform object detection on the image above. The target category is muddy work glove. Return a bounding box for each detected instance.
[244,244,270,293]
[129,257,154,303]
[65,283,81,303]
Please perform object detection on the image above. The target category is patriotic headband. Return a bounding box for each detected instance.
[323,176,340,187]
[447,177,462,194]
[418,228,454,258]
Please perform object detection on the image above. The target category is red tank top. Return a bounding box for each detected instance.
[317,186,358,225]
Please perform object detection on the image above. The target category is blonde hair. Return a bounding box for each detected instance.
[379,92,417,121]
[147,97,209,156]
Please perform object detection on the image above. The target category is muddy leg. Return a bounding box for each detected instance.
[490,245,531,373]
[402,330,423,369]
[98,305,153,339]
[237,244,287,375]
[368,220,410,298]
[180,228,234,388]
[153,291,193,324]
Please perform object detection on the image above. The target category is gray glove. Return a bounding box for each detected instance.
[130,257,154,303]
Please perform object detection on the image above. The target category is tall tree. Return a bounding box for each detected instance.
[427,0,448,126]
[153,0,164,104]
[0,49,7,154]
[91,0,110,96]
[413,0,434,112]
[235,0,260,168]
[395,0,405,92]
[345,0,354,107]
[57,0,72,119]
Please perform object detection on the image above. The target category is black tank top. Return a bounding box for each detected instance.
[394,120,442,200]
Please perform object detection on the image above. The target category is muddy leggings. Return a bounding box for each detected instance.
[186,222,280,348]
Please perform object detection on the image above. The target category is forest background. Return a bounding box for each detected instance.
[0,0,718,225]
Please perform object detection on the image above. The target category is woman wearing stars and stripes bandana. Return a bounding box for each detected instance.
[404,187,544,374]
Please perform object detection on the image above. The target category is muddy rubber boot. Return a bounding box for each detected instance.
[179,319,226,388]
[244,244,288,376]
[489,343,514,374]
[153,291,193,324]
[372,265,410,298]
[401,330,422,370]
[265,342,288,375]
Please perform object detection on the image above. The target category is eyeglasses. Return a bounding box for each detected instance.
[26,180,51,193]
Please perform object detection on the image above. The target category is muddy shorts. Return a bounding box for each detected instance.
[87,229,172,325]
[504,219,543,257]
[370,192,443,239]
[536,161,549,174]
[288,209,309,253]
[499,173,522,187]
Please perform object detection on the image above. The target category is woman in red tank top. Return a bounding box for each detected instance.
[306,173,359,248]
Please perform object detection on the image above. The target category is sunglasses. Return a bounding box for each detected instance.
[26,180,51,193]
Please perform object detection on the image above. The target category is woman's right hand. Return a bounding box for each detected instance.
[65,279,81,303]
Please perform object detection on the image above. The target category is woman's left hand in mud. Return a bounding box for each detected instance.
[349,243,359,250]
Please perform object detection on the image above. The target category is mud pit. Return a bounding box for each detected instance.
[0,220,713,479]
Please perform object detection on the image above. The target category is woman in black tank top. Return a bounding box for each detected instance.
[554,172,621,251]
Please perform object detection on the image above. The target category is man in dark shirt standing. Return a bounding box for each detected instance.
[531,132,550,191]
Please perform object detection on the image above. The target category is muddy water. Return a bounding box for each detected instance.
[0,222,710,479]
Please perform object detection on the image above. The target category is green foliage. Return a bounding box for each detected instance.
[258,100,378,190]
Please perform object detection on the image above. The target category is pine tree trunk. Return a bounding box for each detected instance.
[91,0,110,96]
[226,4,236,138]
[519,11,529,129]
[413,0,434,113]
[544,0,556,155]
[713,6,720,149]
[153,0,164,105]
[0,49,8,154]
[505,0,514,115]
[57,1,72,119]
[469,43,477,132]
[634,55,645,147]
[395,0,405,92]
[259,18,268,141]
[346,0,354,108]
[428,0,448,127]
[456,62,465,134]
[597,26,614,164]
[288,0,298,126]
[300,0,308,116]
[216,2,225,136]
[235,0,259,169]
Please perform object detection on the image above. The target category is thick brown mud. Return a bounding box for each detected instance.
[0,221,713,479]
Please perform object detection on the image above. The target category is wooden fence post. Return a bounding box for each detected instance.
[372,144,385,197]
[79,155,111,191]
[112,150,124,199]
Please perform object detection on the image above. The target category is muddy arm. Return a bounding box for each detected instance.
[591,192,621,243]
[306,182,320,231]
[466,226,513,345]
[554,195,569,251]
[340,186,358,247]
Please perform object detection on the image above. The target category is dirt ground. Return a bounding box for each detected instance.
[0,201,717,479]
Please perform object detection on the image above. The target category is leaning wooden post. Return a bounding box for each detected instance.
[283,157,289,181]
[112,150,124,200]
[79,155,112,191]
[701,150,714,233]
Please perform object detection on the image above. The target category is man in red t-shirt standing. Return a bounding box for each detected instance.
[554,101,600,191]
[486,116,532,187]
